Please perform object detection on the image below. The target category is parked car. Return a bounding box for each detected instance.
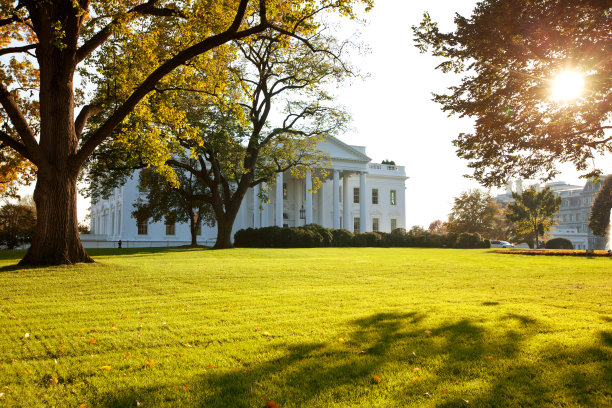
[491,240,514,248]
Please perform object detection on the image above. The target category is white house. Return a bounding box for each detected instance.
[85,137,408,248]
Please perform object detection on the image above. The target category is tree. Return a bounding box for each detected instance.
[427,219,446,235]
[0,0,371,266]
[132,163,215,247]
[588,175,612,237]
[446,189,505,238]
[0,197,36,249]
[413,0,611,187]
[505,186,561,247]
[89,29,348,249]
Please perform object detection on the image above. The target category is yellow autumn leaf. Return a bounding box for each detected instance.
[338,338,345,343]
[144,359,155,367]
[371,375,382,383]
[100,366,112,371]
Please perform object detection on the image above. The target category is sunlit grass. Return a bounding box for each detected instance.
[0,248,610,407]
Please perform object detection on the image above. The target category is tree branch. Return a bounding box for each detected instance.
[74,0,269,168]
[0,81,44,166]
[0,130,33,162]
[76,0,187,63]
[0,43,37,57]
[74,103,104,138]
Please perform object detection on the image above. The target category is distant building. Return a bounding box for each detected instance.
[496,179,608,250]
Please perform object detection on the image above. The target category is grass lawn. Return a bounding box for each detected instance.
[0,248,610,407]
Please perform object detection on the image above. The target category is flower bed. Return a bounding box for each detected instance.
[497,249,611,257]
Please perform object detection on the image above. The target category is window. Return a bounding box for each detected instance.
[353,187,360,203]
[165,218,175,236]
[137,218,148,235]
[390,218,397,231]
[353,217,360,233]
[283,183,288,199]
[372,188,378,204]
[390,189,397,205]
[372,218,379,232]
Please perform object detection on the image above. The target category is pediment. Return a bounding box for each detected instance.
[318,137,371,163]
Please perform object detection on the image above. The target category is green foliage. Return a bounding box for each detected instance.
[446,189,506,239]
[0,198,36,249]
[413,0,612,186]
[545,238,574,250]
[234,225,489,249]
[2,247,611,407]
[588,175,612,237]
[506,186,561,247]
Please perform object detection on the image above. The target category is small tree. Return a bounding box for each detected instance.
[132,164,215,246]
[446,189,505,238]
[506,186,561,248]
[428,219,447,235]
[0,198,36,249]
[588,175,612,237]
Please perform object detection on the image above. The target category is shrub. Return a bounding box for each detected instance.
[353,232,382,247]
[331,229,354,247]
[545,238,574,249]
[234,225,490,249]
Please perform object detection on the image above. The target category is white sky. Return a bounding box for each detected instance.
[332,0,609,228]
[14,0,609,227]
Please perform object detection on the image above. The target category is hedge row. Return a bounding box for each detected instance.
[234,225,490,249]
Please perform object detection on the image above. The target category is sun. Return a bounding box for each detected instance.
[551,71,584,101]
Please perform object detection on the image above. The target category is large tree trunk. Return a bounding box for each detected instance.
[213,214,236,249]
[189,212,199,247]
[20,171,92,265]
[19,17,91,266]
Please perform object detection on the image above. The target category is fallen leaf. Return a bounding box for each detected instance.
[266,401,278,408]
[78,404,86,408]
[529,317,536,321]
[413,367,421,373]
[90,339,97,344]
[443,388,449,393]
[338,338,345,343]
[423,392,431,396]
[587,385,593,391]
[124,353,132,359]
[23,369,33,375]
[371,375,382,384]
[179,353,184,357]
[144,359,155,367]
[358,350,366,355]
[184,343,192,348]
[412,377,421,382]
[487,355,493,359]
[206,363,217,369]
[100,366,112,371]
[263,331,271,336]
[424,330,432,336]
[50,377,58,384]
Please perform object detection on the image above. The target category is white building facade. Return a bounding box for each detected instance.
[85,137,407,248]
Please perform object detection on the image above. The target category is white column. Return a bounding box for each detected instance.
[275,172,283,227]
[360,171,367,233]
[333,170,340,229]
[318,181,324,226]
[343,172,350,230]
[253,184,260,228]
[261,182,268,227]
[305,172,313,224]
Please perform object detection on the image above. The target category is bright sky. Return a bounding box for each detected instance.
[333,0,609,228]
[13,0,609,227]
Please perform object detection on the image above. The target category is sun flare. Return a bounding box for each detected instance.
[551,71,584,101]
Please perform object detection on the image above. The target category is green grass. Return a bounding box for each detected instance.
[0,248,610,407]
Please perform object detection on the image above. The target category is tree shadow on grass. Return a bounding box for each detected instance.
[96,312,612,407]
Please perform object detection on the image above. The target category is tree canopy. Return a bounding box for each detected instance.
[588,175,612,237]
[446,189,505,238]
[413,0,611,186]
[0,0,372,265]
[506,186,561,246]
